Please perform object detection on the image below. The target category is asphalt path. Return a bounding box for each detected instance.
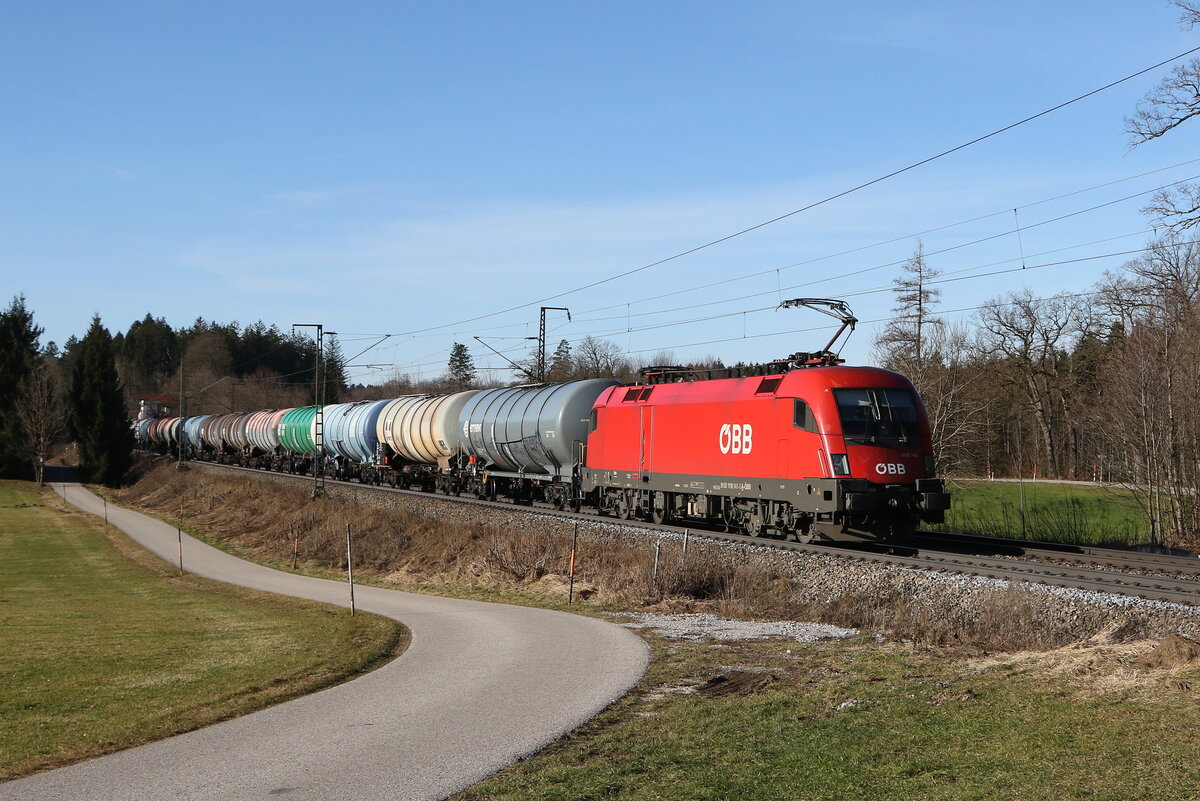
[2,479,649,801]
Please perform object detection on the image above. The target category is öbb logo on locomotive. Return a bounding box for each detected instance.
[718,423,753,455]
[875,463,907,476]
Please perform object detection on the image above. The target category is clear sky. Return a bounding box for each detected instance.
[3,1,1198,385]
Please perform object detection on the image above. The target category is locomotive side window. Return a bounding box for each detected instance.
[793,399,817,432]
[589,408,598,433]
[834,388,920,444]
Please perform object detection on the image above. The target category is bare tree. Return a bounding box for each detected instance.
[1127,2,1200,233]
[974,290,1098,478]
[573,336,629,379]
[1092,237,1200,547]
[912,323,990,477]
[16,355,63,486]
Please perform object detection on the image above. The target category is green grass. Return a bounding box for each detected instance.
[0,481,407,780]
[941,480,1149,546]
[455,636,1200,801]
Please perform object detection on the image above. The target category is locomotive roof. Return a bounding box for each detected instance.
[606,364,915,405]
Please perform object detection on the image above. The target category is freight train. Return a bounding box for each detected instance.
[136,351,949,543]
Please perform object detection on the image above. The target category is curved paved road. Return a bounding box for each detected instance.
[2,481,648,801]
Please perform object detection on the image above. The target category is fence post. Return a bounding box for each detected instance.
[681,528,690,569]
[652,537,662,587]
[568,522,578,605]
[177,501,184,576]
[346,523,356,616]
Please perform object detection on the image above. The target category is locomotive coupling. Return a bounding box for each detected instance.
[915,478,951,512]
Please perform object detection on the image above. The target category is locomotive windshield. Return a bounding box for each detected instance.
[834,388,920,445]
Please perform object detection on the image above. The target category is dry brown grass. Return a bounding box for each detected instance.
[120,462,1161,653]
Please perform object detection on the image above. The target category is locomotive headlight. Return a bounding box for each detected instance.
[924,454,935,475]
[831,453,851,476]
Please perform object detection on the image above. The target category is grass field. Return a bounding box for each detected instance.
[0,481,406,780]
[942,480,1150,547]
[455,634,1200,801]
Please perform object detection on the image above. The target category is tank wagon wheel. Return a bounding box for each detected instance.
[792,528,817,545]
[569,495,583,514]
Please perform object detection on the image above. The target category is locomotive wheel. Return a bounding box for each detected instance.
[650,491,668,525]
[569,495,582,514]
[744,514,768,538]
[792,528,817,544]
[615,494,633,520]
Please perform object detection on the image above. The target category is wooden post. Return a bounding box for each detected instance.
[567,522,578,605]
[652,538,662,587]
[103,497,108,526]
[177,501,184,575]
[346,523,356,616]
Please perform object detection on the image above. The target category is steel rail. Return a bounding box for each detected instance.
[912,530,1200,578]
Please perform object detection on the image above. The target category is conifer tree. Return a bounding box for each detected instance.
[68,315,134,486]
[547,339,573,381]
[447,342,476,390]
[0,296,43,476]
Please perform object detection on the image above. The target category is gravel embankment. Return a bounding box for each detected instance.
[196,464,1200,641]
[614,612,859,642]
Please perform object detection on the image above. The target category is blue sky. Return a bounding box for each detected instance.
[3,1,1198,384]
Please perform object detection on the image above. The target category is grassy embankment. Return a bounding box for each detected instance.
[942,480,1150,547]
[114,462,1200,800]
[0,480,407,781]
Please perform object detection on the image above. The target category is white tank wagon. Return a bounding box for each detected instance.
[378,392,480,467]
[224,412,254,454]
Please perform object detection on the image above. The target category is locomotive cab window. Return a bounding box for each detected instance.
[589,408,599,433]
[834,388,919,444]
[793,399,817,432]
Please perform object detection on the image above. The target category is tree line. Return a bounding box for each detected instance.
[101,315,348,414]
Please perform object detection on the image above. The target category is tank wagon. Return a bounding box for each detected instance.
[322,400,391,482]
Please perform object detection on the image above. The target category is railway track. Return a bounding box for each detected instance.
[913,530,1200,578]
[187,460,1200,607]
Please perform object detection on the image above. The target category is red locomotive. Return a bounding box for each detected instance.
[581,300,949,541]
